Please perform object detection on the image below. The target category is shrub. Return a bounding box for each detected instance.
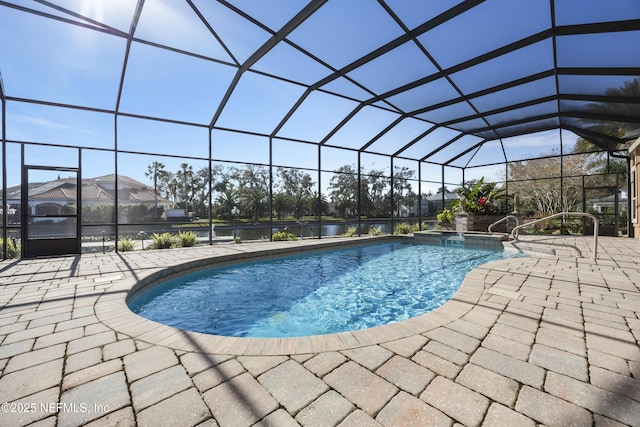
[421,221,435,230]
[394,222,413,234]
[117,237,135,252]
[456,177,505,215]
[436,207,458,226]
[369,226,383,236]
[150,232,176,249]
[271,231,298,241]
[0,238,20,259]
[176,230,199,247]
[341,226,357,237]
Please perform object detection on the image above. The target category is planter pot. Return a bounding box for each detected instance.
[462,214,518,233]
[437,222,454,230]
[584,225,617,237]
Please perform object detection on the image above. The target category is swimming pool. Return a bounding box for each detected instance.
[129,241,520,338]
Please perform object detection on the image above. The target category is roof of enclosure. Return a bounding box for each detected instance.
[1,0,639,168]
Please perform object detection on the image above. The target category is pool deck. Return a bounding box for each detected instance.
[0,235,639,426]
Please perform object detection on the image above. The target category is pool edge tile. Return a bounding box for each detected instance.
[94,237,516,356]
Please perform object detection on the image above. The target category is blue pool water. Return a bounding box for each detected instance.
[129,242,519,338]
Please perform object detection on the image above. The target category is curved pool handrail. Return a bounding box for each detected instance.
[509,212,599,259]
[487,215,520,235]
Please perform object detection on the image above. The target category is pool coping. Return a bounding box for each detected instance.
[95,235,501,356]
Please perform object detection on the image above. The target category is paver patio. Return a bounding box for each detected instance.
[0,235,639,426]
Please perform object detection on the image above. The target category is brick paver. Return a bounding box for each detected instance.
[254,409,298,427]
[258,360,328,414]
[324,361,399,417]
[515,385,592,426]
[375,355,435,395]
[338,409,382,426]
[484,332,532,360]
[303,351,348,378]
[62,359,123,391]
[130,365,193,411]
[135,388,211,427]
[0,236,639,426]
[203,373,279,427]
[456,363,519,407]
[545,372,640,426]
[0,358,63,402]
[192,359,245,393]
[58,372,130,427]
[421,376,490,427]
[294,390,354,426]
[123,346,179,382]
[412,348,461,379]
[376,392,451,427]
[470,347,545,388]
[3,343,65,373]
[482,403,535,427]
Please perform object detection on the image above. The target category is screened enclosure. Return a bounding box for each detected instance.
[1,0,639,258]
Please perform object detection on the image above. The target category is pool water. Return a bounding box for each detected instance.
[129,242,520,338]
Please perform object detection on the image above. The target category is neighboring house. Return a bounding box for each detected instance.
[588,189,628,214]
[412,192,459,217]
[1,174,171,222]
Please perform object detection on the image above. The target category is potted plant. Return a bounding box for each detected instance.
[436,207,459,229]
[455,178,508,232]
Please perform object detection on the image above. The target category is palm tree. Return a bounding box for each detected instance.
[310,191,328,218]
[215,188,237,219]
[175,163,194,214]
[238,186,268,221]
[573,77,640,155]
[145,161,168,217]
[272,192,292,220]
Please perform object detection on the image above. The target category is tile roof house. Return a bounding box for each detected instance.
[2,174,171,219]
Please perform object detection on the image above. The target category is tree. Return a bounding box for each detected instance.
[164,176,177,206]
[175,163,195,214]
[583,77,640,138]
[572,77,639,174]
[277,168,315,218]
[235,165,269,221]
[365,169,388,217]
[145,161,169,216]
[573,139,627,175]
[328,165,359,218]
[214,187,237,219]
[310,191,329,218]
[211,166,237,219]
[392,166,416,217]
[190,167,210,218]
[271,192,292,220]
[508,150,588,215]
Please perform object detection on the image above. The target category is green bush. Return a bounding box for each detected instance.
[421,221,436,230]
[271,231,298,241]
[0,238,20,259]
[150,232,177,249]
[394,222,413,234]
[341,226,357,237]
[117,237,135,252]
[369,226,383,236]
[176,231,199,247]
[436,207,458,226]
[456,177,505,215]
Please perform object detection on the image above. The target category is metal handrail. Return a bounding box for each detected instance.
[509,212,599,259]
[488,215,520,235]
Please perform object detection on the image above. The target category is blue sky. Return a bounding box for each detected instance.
[3,0,634,193]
